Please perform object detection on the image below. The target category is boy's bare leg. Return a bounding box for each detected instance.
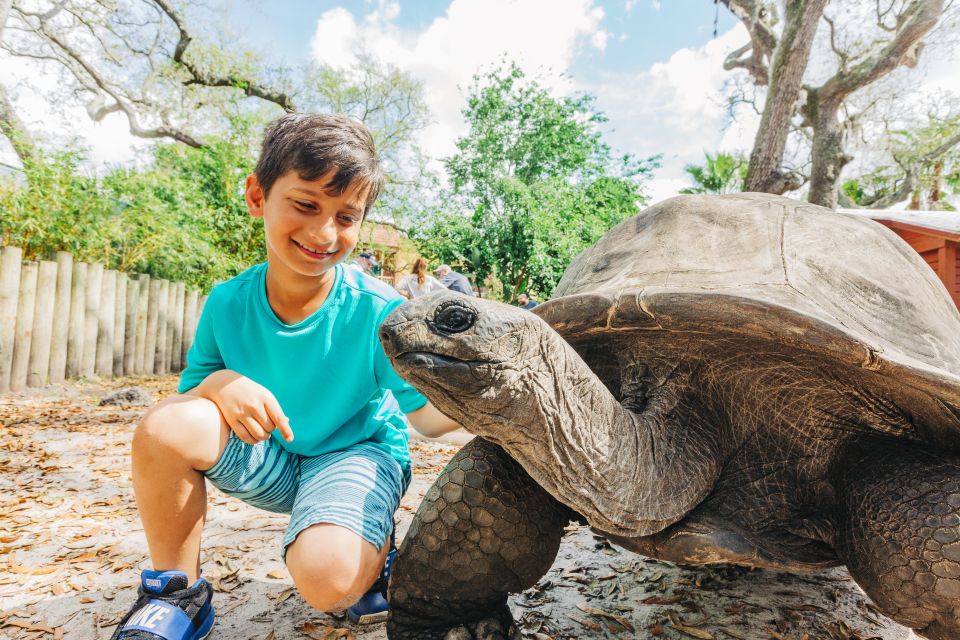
[131,394,230,584]
[285,523,388,612]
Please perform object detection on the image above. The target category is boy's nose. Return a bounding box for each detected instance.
[306,215,338,244]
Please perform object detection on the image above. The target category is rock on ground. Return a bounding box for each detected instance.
[0,376,918,639]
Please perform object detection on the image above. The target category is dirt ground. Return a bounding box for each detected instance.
[0,376,918,640]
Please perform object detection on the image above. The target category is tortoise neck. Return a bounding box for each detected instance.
[485,334,645,532]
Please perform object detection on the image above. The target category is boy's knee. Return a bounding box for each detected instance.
[286,528,384,612]
[289,554,374,611]
[133,395,225,468]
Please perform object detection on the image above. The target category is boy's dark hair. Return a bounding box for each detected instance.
[254,113,384,215]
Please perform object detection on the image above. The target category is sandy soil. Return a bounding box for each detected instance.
[0,376,918,640]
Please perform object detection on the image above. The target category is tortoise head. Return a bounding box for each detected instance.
[379,292,562,434]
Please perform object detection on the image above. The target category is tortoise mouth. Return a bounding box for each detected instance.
[394,351,508,392]
[396,351,466,369]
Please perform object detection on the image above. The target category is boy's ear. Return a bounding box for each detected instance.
[245,174,265,218]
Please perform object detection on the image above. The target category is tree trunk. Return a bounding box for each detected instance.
[0,0,12,41]
[0,0,38,166]
[807,97,850,209]
[930,160,943,207]
[743,0,827,194]
[0,83,37,166]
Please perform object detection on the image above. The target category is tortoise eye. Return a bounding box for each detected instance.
[433,303,477,334]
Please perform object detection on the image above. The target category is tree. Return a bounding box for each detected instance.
[300,54,432,223]
[0,0,295,164]
[720,0,953,208]
[842,113,960,210]
[1,2,431,222]
[0,116,271,290]
[680,152,748,194]
[412,63,659,301]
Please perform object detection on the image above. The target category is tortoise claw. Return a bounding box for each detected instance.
[440,616,519,640]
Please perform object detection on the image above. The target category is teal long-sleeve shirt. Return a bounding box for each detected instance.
[178,262,427,471]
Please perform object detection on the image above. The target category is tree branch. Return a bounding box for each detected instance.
[722,0,779,85]
[151,0,295,111]
[819,0,945,106]
[0,82,38,165]
[39,24,204,147]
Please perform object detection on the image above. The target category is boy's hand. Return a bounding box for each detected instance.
[194,369,294,445]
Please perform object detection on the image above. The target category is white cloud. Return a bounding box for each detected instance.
[309,8,361,68]
[583,23,759,202]
[309,0,609,161]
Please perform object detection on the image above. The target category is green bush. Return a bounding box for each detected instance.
[0,134,264,292]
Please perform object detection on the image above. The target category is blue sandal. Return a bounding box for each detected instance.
[110,571,214,640]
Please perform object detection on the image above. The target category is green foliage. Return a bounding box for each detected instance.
[0,126,263,291]
[845,115,960,210]
[413,63,659,301]
[680,152,748,195]
[300,55,433,225]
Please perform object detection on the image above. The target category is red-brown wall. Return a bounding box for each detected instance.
[878,221,960,309]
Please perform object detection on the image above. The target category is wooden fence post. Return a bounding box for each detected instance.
[135,275,149,373]
[11,261,38,391]
[155,280,169,374]
[66,262,87,378]
[27,260,57,387]
[49,251,73,383]
[96,270,116,377]
[123,276,139,375]
[82,263,103,378]
[145,279,161,375]
[181,289,198,369]
[172,282,185,372]
[0,246,22,392]
[164,281,176,372]
[113,272,127,376]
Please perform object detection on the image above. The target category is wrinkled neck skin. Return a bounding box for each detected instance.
[431,322,662,537]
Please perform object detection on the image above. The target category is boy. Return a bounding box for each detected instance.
[111,114,459,640]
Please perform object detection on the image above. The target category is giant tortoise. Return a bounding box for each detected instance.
[379,193,960,639]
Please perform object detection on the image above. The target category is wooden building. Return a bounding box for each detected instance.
[840,208,960,309]
[356,220,419,286]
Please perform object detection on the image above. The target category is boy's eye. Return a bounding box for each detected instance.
[294,200,316,210]
[338,214,360,224]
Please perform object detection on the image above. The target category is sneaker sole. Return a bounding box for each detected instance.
[192,606,215,640]
[347,609,388,625]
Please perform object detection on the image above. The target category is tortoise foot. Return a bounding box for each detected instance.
[838,443,960,639]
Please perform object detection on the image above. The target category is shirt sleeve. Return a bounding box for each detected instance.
[177,290,225,393]
[396,276,412,297]
[372,299,428,414]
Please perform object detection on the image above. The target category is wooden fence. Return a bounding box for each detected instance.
[0,246,206,392]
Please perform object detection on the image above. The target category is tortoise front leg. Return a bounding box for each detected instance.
[388,437,572,640]
[836,442,960,640]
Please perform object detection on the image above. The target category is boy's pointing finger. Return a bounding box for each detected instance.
[266,398,294,442]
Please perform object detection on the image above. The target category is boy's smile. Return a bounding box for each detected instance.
[246,169,369,322]
[247,170,367,278]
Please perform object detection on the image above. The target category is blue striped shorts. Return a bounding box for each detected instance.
[203,433,409,557]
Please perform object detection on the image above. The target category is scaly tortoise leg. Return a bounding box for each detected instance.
[388,437,572,640]
[836,441,960,640]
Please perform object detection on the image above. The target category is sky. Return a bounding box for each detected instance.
[2,0,956,202]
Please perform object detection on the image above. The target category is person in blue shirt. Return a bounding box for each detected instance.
[111,114,460,640]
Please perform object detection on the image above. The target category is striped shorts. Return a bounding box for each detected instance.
[203,433,409,557]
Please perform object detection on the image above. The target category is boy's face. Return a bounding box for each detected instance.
[246,170,367,281]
